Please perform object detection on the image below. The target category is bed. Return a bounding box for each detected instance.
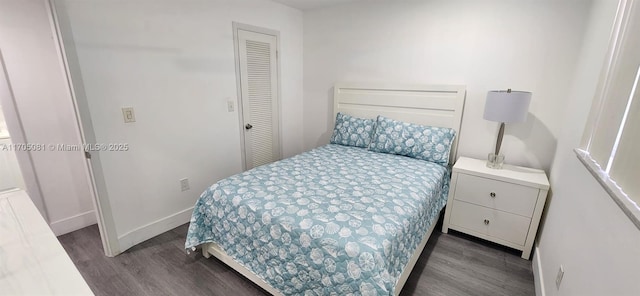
[186,83,466,295]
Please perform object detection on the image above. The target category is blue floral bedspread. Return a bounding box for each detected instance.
[185,144,450,295]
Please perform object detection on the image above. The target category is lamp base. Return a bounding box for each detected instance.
[487,153,505,169]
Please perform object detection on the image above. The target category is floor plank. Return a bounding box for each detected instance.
[58,222,534,296]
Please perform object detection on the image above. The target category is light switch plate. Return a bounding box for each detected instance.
[122,107,136,123]
[227,100,235,112]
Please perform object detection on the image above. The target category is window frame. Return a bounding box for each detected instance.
[576,0,640,230]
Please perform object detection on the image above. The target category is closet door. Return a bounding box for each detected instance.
[237,28,280,170]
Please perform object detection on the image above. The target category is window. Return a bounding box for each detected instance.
[577,0,640,229]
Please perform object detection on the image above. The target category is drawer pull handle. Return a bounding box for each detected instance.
[490,192,496,198]
[484,219,490,225]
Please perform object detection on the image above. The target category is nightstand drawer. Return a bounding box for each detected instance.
[454,173,539,217]
[449,200,531,245]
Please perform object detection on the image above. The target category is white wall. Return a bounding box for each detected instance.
[536,0,640,295]
[303,0,592,171]
[0,104,6,133]
[55,0,303,252]
[0,0,96,235]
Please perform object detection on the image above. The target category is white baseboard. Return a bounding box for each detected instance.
[117,207,193,252]
[533,244,546,296]
[50,210,97,236]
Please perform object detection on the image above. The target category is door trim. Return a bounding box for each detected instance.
[232,22,282,171]
[0,50,48,221]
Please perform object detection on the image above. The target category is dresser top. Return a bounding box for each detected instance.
[0,189,94,295]
[453,157,550,190]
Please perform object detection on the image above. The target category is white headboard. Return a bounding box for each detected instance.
[333,83,466,164]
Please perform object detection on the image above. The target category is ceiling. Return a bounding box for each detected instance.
[271,0,360,11]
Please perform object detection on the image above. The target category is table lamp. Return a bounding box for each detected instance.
[483,89,532,169]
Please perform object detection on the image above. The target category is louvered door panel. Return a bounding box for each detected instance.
[238,29,280,170]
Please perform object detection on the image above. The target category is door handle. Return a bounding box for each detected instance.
[245,123,253,130]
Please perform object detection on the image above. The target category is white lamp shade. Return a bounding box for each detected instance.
[483,90,532,123]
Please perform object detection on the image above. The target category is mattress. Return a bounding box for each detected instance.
[185,144,450,295]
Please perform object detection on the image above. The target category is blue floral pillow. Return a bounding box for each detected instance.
[330,113,375,148]
[369,116,456,165]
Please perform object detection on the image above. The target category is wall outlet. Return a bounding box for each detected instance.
[555,265,565,289]
[227,100,235,112]
[180,178,190,192]
[122,107,136,123]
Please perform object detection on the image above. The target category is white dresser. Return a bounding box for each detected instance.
[442,157,550,259]
[0,189,94,295]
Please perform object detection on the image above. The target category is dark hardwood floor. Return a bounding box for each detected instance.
[58,222,534,296]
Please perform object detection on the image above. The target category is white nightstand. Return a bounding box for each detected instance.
[442,157,550,259]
